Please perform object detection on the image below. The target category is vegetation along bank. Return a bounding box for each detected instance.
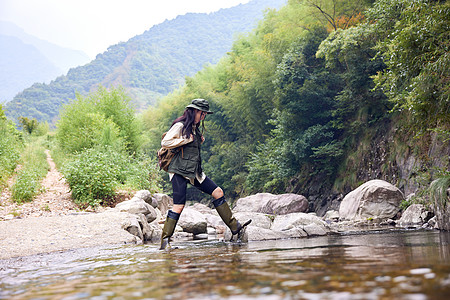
[1,0,448,232]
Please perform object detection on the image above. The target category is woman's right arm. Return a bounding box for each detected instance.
[161,122,194,149]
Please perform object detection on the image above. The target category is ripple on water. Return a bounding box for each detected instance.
[0,230,449,299]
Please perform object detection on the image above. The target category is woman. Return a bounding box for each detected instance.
[159,98,251,250]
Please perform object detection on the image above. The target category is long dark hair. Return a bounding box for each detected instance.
[172,108,205,138]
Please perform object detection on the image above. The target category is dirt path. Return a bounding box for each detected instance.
[0,150,141,259]
[0,150,79,220]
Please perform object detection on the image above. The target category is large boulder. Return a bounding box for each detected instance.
[233,193,308,215]
[233,193,271,212]
[339,180,404,221]
[178,208,207,235]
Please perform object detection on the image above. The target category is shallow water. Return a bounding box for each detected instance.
[1,229,449,299]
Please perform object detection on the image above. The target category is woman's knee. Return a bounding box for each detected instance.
[212,187,224,199]
[172,204,185,214]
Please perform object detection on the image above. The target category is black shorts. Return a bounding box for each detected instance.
[171,173,218,205]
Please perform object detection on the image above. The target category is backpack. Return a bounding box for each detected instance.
[157,132,181,172]
[157,147,176,172]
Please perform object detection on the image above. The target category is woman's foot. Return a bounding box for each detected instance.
[230,219,252,242]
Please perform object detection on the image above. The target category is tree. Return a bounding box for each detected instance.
[56,86,141,154]
[246,27,343,193]
[369,0,450,130]
[18,117,38,134]
[316,23,389,133]
[305,0,373,31]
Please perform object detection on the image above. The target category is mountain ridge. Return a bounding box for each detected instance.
[0,21,91,103]
[0,21,90,72]
[4,0,286,124]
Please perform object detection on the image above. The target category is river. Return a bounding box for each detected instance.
[1,229,449,299]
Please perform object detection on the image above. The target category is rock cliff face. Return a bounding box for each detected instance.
[303,120,449,217]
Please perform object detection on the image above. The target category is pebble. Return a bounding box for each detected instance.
[410,268,432,275]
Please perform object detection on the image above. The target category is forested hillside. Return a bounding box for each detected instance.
[142,0,449,214]
[4,0,286,124]
[4,0,447,218]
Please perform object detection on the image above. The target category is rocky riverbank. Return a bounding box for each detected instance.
[2,179,445,260]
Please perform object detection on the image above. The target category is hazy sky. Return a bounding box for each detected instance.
[0,0,250,58]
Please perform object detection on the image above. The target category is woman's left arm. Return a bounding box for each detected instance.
[161,122,194,149]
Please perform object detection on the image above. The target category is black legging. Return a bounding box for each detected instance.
[171,173,218,205]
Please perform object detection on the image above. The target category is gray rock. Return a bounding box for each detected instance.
[263,194,308,215]
[146,207,158,223]
[339,180,404,221]
[194,233,208,240]
[323,210,340,222]
[303,223,328,236]
[152,207,163,223]
[204,214,224,229]
[153,193,173,216]
[276,227,308,239]
[150,221,163,242]
[207,227,217,235]
[191,203,214,214]
[397,204,433,227]
[233,193,308,215]
[120,213,160,242]
[134,190,153,206]
[121,216,143,241]
[233,193,272,212]
[224,225,280,241]
[136,213,153,241]
[178,208,207,235]
[234,212,273,229]
[428,216,437,228]
[234,226,290,241]
[272,213,329,237]
[115,198,157,221]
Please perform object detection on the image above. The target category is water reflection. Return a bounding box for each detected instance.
[0,230,449,299]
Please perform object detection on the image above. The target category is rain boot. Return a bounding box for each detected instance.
[159,210,180,250]
[213,196,251,241]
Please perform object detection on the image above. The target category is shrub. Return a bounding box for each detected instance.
[0,135,21,188]
[0,105,23,189]
[62,146,160,207]
[56,86,141,154]
[62,147,121,206]
[56,110,122,154]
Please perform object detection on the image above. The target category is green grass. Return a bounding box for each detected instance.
[430,176,450,208]
[11,137,49,203]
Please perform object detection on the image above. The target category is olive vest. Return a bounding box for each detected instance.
[167,124,202,178]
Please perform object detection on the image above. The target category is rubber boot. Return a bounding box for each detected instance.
[213,196,251,240]
[159,210,180,250]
